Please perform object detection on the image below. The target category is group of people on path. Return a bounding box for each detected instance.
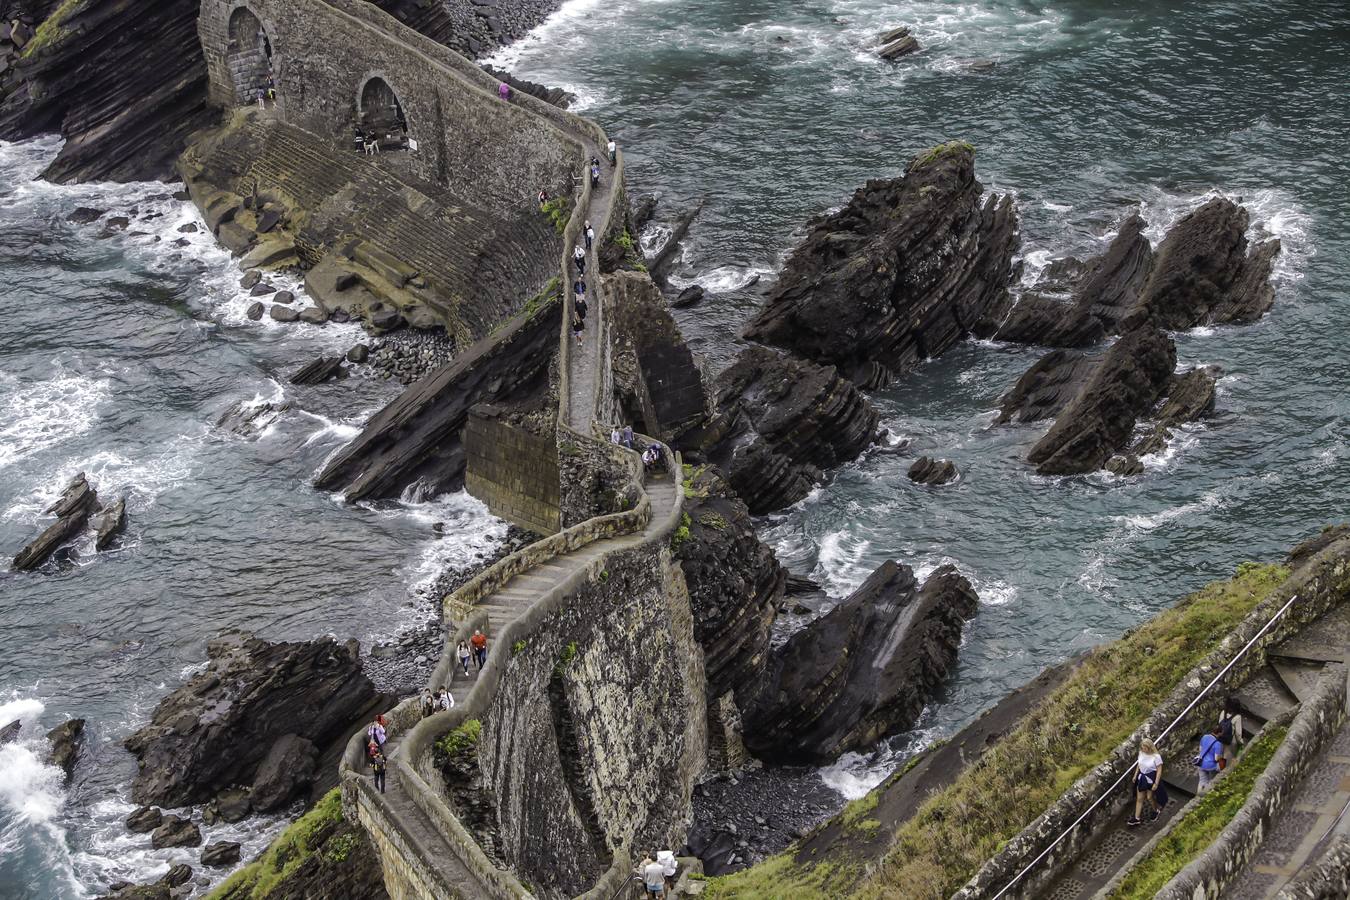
[637,849,678,897]
[458,629,489,674]
[420,687,455,717]
[1128,697,1243,826]
[366,714,390,793]
[609,425,666,471]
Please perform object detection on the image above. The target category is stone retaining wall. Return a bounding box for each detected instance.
[956,537,1350,900]
[466,406,561,535]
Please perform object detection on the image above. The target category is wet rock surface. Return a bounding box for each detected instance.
[289,355,347,386]
[1130,365,1220,457]
[124,806,162,834]
[91,497,126,550]
[149,814,201,850]
[692,345,880,515]
[45,717,84,780]
[743,142,1019,388]
[371,0,566,60]
[200,840,241,868]
[123,631,378,809]
[11,472,100,571]
[743,561,979,763]
[687,767,841,874]
[907,456,958,485]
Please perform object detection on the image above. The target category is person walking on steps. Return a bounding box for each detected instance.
[572,308,585,344]
[436,687,454,711]
[573,243,586,276]
[584,220,594,249]
[471,629,488,670]
[1219,696,1243,767]
[1195,724,1224,793]
[367,716,387,752]
[420,689,435,718]
[371,750,387,794]
[657,849,678,894]
[457,639,472,676]
[590,160,601,187]
[1127,738,1164,826]
[607,139,617,165]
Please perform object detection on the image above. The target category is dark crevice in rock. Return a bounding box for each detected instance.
[547,666,613,871]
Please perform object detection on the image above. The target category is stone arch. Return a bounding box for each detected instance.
[355,74,410,152]
[227,5,276,106]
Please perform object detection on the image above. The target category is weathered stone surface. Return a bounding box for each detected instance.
[240,270,262,290]
[200,840,242,868]
[879,34,921,60]
[12,472,99,571]
[210,788,252,824]
[67,207,105,224]
[92,497,126,550]
[125,806,162,833]
[161,863,192,888]
[692,345,879,514]
[673,467,784,707]
[123,631,376,808]
[245,301,264,321]
[996,349,1096,425]
[315,301,560,502]
[272,290,295,305]
[1131,365,1220,457]
[672,285,705,308]
[150,815,201,850]
[298,307,330,325]
[0,0,214,184]
[249,282,277,297]
[907,456,958,485]
[289,356,345,386]
[45,718,84,780]
[1026,323,1177,475]
[744,142,1019,387]
[743,561,979,763]
[249,734,317,813]
[346,344,370,364]
[269,305,299,323]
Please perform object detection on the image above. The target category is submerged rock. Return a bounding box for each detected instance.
[46,718,84,780]
[12,472,100,571]
[289,356,345,386]
[672,285,705,308]
[150,815,201,850]
[907,456,958,485]
[743,561,979,763]
[123,631,377,809]
[744,142,1018,388]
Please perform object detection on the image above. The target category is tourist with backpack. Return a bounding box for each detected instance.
[367,716,387,751]
[1219,696,1243,766]
[471,629,488,670]
[1194,724,1224,792]
[371,750,387,793]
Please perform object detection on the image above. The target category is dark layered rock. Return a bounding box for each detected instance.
[289,356,346,386]
[606,271,710,444]
[206,788,252,825]
[125,806,162,833]
[369,0,564,60]
[481,65,574,108]
[992,293,1105,348]
[269,305,299,323]
[161,864,192,888]
[123,631,377,809]
[646,201,705,281]
[690,346,879,515]
[995,350,1097,425]
[0,0,213,183]
[245,302,264,321]
[743,142,1019,388]
[673,467,785,707]
[249,734,318,813]
[878,27,920,60]
[743,561,979,763]
[907,457,958,485]
[92,498,126,550]
[149,815,201,850]
[1130,365,1220,457]
[0,719,19,744]
[200,841,242,868]
[1136,198,1280,329]
[1026,323,1177,475]
[315,300,559,502]
[45,718,83,780]
[672,285,705,308]
[12,472,99,571]
[1075,213,1156,331]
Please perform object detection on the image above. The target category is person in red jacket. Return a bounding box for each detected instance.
[470,629,488,670]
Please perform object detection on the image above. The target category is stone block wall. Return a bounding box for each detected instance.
[465,406,560,535]
[198,0,582,215]
[478,540,706,898]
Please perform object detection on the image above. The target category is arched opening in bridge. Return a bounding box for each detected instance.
[356,77,410,153]
[227,6,274,107]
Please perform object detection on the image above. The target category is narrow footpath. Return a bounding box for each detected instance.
[566,154,616,433]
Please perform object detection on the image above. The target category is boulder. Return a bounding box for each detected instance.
[12,472,100,571]
[743,561,979,763]
[123,631,376,808]
[367,306,405,334]
[346,344,370,364]
[272,291,295,305]
[693,345,879,514]
[200,841,242,868]
[160,864,192,888]
[150,815,201,849]
[632,194,658,232]
[907,457,958,485]
[92,498,126,550]
[245,302,264,321]
[879,34,921,60]
[1026,323,1177,475]
[744,142,1018,387]
[289,356,345,386]
[46,718,84,780]
[672,285,705,308]
[211,788,252,824]
[125,806,163,833]
[1105,454,1144,477]
[0,720,20,745]
[239,270,261,290]
[102,884,170,900]
[249,282,277,297]
[269,305,299,323]
[249,734,318,812]
[67,207,105,224]
[298,307,330,325]
[177,222,198,234]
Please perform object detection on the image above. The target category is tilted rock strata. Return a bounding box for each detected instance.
[11,472,99,571]
[0,0,214,183]
[123,631,377,809]
[743,561,979,764]
[694,345,880,515]
[1130,365,1219,458]
[744,142,1019,388]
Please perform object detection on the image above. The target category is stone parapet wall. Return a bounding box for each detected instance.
[1277,835,1350,899]
[1144,664,1348,899]
[466,406,561,535]
[956,537,1350,900]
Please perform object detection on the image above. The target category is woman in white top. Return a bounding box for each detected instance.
[1128,738,1163,826]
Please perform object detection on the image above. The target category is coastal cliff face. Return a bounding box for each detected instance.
[743,142,1020,389]
[0,0,214,183]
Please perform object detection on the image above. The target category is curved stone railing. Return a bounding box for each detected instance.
[959,541,1350,900]
[1099,663,1347,900]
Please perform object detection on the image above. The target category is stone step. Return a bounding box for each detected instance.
[1234,665,1299,726]
[1270,659,1323,704]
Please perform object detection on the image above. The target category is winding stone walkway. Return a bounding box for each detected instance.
[566,157,616,433]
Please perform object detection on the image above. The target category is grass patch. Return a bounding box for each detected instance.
[699,512,728,530]
[703,857,844,900]
[682,464,710,499]
[615,229,635,252]
[910,140,976,171]
[207,789,345,899]
[512,639,527,655]
[670,512,692,550]
[541,197,570,233]
[435,719,482,756]
[710,561,1290,900]
[1109,725,1288,899]
[20,0,83,58]
[525,276,560,317]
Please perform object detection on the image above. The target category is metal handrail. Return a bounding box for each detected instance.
[989,591,1303,900]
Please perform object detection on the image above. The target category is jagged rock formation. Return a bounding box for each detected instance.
[289,356,347,386]
[673,467,785,708]
[606,270,710,444]
[201,841,241,868]
[150,815,201,850]
[91,498,125,550]
[690,345,880,514]
[908,457,958,485]
[0,0,213,183]
[878,26,921,60]
[11,472,99,571]
[314,300,560,502]
[996,350,1098,425]
[743,561,979,763]
[1025,323,1177,475]
[124,631,378,810]
[370,0,563,59]
[1130,365,1219,457]
[743,142,1019,388]
[45,718,83,780]
[481,65,573,108]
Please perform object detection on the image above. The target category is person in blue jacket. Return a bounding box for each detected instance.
[1195,724,1224,793]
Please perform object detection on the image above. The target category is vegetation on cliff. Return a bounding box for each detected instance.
[1108,724,1288,899]
[704,561,1291,899]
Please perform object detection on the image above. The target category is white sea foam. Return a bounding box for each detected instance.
[1115,490,1223,531]
[403,492,511,597]
[666,263,772,294]
[0,371,112,471]
[813,530,873,597]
